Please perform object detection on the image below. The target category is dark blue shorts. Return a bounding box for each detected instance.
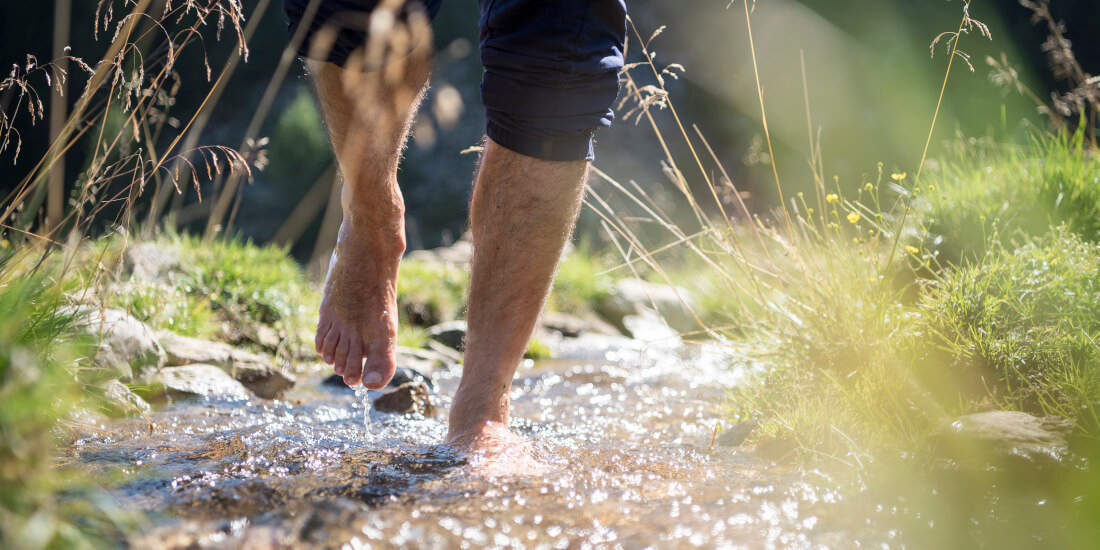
[282,0,627,161]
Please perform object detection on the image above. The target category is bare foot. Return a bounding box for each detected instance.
[316,218,403,389]
[446,420,548,477]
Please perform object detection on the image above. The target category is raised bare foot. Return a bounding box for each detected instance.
[316,218,404,389]
[446,420,548,477]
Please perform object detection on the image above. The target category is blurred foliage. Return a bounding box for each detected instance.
[0,267,123,549]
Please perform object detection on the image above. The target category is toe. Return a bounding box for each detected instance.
[315,318,332,353]
[333,337,350,375]
[342,334,363,380]
[361,344,396,390]
[321,328,340,364]
[343,339,365,387]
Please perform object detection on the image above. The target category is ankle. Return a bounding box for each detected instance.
[448,385,510,435]
[340,220,407,257]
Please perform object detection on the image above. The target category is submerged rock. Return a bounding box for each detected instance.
[141,364,252,401]
[427,320,467,352]
[596,279,698,336]
[931,410,1073,467]
[158,332,295,398]
[372,381,435,417]
[73,307,166,381]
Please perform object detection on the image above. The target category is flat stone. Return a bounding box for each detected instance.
[596,279,699,336]
[372,381,435,417]
[123,242,182,282]
[141,364,252,401]
[72,307,166,381]
[426,320,467,352]
[931,410,1073,466]
[158,332,295,399]
[98,379,152,417]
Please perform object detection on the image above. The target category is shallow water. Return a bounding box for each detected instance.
[61,322,897,549]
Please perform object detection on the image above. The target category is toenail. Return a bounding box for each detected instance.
[324,354,333,363]
[363,372,382,386]
[334,364,344,375]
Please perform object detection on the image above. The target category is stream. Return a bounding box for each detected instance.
[60,319,901,549]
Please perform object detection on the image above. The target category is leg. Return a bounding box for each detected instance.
[445,0,626,472]
[309,17,431,389]
[446,138,588,461]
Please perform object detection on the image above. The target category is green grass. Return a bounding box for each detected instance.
[397,257,470,327]
[717,133,1100,463]
[547,244,619,315]
[914,230,1100,427]
[56,232,320,355]
[916,129,1100,268]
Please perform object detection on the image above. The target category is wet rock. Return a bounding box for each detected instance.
[427,320,467,352]
[389,366,435,390]
[931,411,1073,467]
[73,307,166,381]
[123,242,182,282]
[541,311,621,337]
[372,381,435,417]
[158,332,295,398]
[596,279,699,335]
[718,419,760,447]
[97,379,152,417]
[140,364,252,401]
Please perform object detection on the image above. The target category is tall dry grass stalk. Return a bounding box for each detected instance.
[1,1,258,272]
[588,1,994,456]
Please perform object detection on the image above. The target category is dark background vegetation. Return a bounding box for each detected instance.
[1,0,1097,259]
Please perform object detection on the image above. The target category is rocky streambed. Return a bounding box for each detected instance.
[56,240,1093,548]
[60,312,916,549]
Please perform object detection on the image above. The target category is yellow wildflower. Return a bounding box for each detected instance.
[826,193,839,204]
[847,211,861,224]
[905,245,920,254]
[891,172,907,181]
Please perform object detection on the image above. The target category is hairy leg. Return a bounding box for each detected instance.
[447,138,589,468]
[309,21,431,389]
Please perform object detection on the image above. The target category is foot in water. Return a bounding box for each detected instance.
[316,218,403,389]
[446,420,549,477]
